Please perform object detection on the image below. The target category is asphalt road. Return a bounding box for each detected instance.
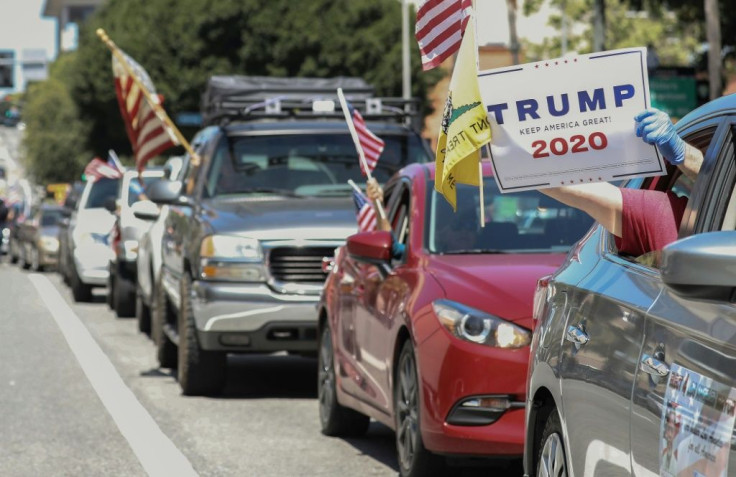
[0,261,526,477]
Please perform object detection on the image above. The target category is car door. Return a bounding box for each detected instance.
[631,118,736,477]
[351,180,411,413]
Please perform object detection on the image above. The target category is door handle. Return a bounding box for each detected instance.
[640,354,669,377]
[565,324,589,347]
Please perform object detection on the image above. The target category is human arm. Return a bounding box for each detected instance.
[539,183,624,237]
[365,178,391,232]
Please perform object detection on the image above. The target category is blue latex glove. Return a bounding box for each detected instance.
[634,108,685,165]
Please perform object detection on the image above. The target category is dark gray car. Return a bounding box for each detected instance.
[525,93,736,476]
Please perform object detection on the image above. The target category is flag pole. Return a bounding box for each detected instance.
[337,87,387,221]
[95,29,200,167]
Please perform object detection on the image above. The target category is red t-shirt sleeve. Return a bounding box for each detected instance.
[614,189,688,256]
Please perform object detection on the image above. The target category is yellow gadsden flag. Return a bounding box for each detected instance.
[435,20,491,210]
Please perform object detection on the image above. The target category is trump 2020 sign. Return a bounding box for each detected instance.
[478,47,666,193]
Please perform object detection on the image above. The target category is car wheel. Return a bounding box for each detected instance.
[19,246,30,270]
[318,325,370,436]
[151,274,177,368]
[113,270,136,318]
[136,283,151,335]
[70,264,92,302]
[395,341,445,477]
[536,409,568,477]
[30,247,42,272]
[106,266,115,309]
[9,241,18,264]
[177,274,226,396]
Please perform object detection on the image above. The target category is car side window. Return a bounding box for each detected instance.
[388,186,410,263]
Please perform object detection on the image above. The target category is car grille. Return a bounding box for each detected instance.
[268,247,333,284]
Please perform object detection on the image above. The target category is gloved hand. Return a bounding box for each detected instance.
[634,108,685,165]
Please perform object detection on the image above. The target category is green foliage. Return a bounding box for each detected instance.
[21,53,92,184]
[55,0,440,162]
[521,0,713,65]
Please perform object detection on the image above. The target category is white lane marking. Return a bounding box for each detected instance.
[29,274,198,477]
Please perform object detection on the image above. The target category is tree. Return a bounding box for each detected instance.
[64,0,442,162]
[21,53,91,184]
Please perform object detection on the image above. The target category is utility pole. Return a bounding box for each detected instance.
[507,0,520,65]
[402,0,411,100]
[592,0,606,52]
[705,0,722,100]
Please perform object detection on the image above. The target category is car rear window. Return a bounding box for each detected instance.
[205,133,430,198]
[41,209,62,226]
[85,178,119,209]
[427,178,594,254]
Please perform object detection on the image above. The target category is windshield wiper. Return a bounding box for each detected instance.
[237,187,301,197]
[442,249,507,255]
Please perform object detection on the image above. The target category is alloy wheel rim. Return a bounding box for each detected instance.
[396,351,418,471]
[538,432,567,477]
[318,329,335,423]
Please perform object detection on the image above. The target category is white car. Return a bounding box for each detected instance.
[68,177,119,302]
[134,157,184,334]
[107,168,166,317]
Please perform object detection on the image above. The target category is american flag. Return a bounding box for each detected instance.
[352,188,377,232]
[415,0,473,71]
[112,50,180,173]
[346,102,385,176]
[84,156,124,180]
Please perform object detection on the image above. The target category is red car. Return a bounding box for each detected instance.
[317,162,593,476]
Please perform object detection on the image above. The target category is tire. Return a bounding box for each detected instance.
[318,325,370,436]
[151,274,177,368]
[395,341,445,477]
[70,264,92,302]
[535,409,568,477]
[9,240,18,264]
[177,273,226,396]
[30,247,42,272]
[136,283,151,335]
[19,245,30,270]
[113,269,136,317]
[106,267,115,309]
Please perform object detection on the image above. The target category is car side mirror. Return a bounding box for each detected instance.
[660,231,736,301]
[145,180,190,206]
[131,199,160,221]
[346,230,393,278]
[103,197,117,213]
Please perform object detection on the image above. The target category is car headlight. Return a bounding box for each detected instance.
[74,231,110,247]
[40,236,59,251]
[199,235,265,281]
[432,299,531,348]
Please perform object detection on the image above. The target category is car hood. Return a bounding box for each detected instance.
[427,253,566,327]
[74,208,115,234]
[202,196,358,241]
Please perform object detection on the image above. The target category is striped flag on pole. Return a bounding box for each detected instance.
[346,101,385,176]
[415,0,473,71]
[112,50,180,173]
[352,188,377,232]
[84,156,124,180]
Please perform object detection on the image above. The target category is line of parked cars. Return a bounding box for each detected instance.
[7,78,734,477]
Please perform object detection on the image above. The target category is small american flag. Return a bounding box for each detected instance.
[112,50,180,173]
[84,156,124,180]
[347,102,385,176]
[415,0,473,71]
[352,188,377,233]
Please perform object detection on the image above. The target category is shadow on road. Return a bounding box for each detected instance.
[221,353,318,399]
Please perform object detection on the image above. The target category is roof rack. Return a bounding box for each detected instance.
[201,76,421,129]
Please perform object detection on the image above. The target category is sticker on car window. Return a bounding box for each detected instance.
[660,363,736,477]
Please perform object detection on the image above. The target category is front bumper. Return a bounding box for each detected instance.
[73,243,112,285]
[192,280,320,353]
[417,327,529,457]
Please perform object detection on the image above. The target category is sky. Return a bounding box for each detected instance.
[0,0,56,59]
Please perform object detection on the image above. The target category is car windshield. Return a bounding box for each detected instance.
[204,133,430,198]
[41,209,63,226]
[427,178,594,254]
[128,176,161,206]
[85,178,120,209]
